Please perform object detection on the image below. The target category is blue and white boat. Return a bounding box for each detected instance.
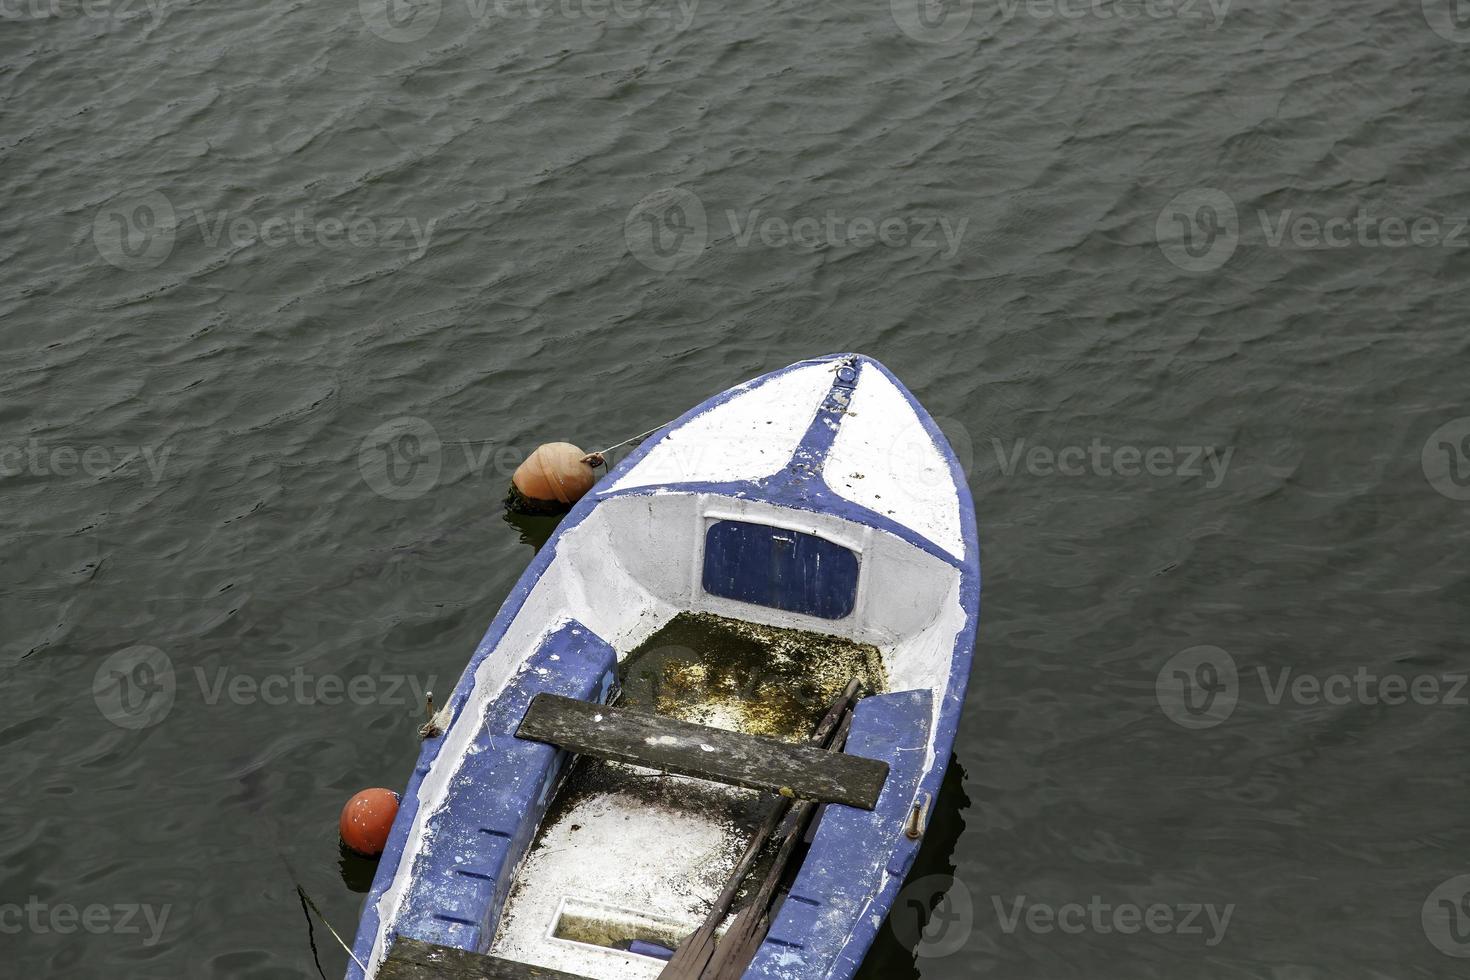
[348,353,980,980]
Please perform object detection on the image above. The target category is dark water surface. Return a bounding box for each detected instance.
[3,0,1469,976]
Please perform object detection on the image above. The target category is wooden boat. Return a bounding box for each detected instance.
[348,353,980,980]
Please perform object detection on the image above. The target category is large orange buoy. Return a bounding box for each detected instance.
[507,442,600,515]
[339,788,400,857]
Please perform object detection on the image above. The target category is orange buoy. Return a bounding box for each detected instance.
[507,442,600,515]
[339,788,400,857]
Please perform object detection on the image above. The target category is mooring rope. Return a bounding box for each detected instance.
[295,886,330,980]
[581,421,670,465]
[280,852,370,975]
[295,882,369,974]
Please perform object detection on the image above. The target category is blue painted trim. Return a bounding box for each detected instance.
[628,940,676,961]
[390,622,616,953]
[593,353,969,571]
[348,622,616,976]
[791,357,979,980]
[702,519,861,620]
[743,690,933,980]
[347,353,980,980]
[783,354,861,481]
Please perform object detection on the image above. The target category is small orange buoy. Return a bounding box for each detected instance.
[507,442,600,515]
[339,788,400,857]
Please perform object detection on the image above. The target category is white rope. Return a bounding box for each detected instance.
[296,883,369,974]
[580,421,671,466]
[587,422,668,458]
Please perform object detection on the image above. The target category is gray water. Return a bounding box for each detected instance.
[3,0,1469,976]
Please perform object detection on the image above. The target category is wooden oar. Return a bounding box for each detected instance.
[702,712,856,980]
[658,679,861,980]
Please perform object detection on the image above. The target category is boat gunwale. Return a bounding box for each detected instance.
[349,353,981,980]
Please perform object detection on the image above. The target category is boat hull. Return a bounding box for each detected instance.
[348,353,980,980]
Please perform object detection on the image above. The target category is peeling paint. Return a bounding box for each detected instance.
[351,355,979,980]
[487,612,889,975]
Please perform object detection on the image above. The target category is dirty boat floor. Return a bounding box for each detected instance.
[380,938,596,980]
[486,613,886,979]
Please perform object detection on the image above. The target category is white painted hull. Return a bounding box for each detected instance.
[348,353,980,980]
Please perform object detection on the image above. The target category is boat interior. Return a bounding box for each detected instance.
[487,612,889,975]
[360,488,968,980]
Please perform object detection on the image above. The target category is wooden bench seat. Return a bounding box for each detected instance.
[515,693,889,810]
